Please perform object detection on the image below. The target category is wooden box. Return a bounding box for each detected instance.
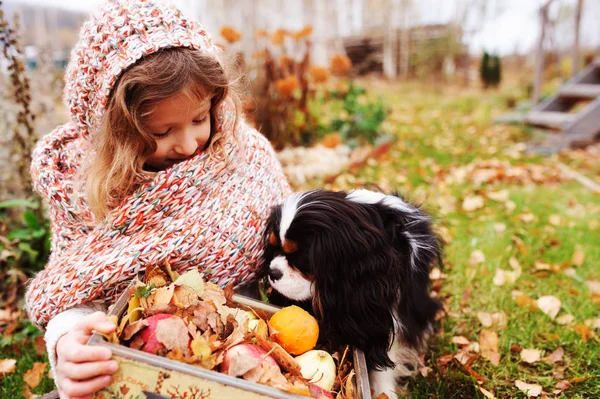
[89,288,371,399]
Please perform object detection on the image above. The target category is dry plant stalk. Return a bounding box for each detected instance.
[0,0,37,196]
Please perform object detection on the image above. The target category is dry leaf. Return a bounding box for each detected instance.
[512,291,538,310]
[493,267,521,286]
[493,223,506,233]
[491,312,508,329]
[477,312,492,327]
[479,387,496,399]
[548,214,562,226]
[519,212,536,223]
[33,336,46,356]
[462,195,484,211]
[571,244,585,267]
[487,190,509,202]
[585,318,600,330]
[554,380,570,392]
[555,314,575,325]
[452,336,470,346]
[480,329,500,366]
[536,296,561,320]
[573,324,597,342]
[469,250,485,265]
[520,348,541,364]
[418,366,431,377]
[587,279,600,294]
[515,380,543,397]
[543,347,564,364]
[0,359,17,378]
[23,362,47,389]
[155,317,191,351]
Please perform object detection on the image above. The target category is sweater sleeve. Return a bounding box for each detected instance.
[45,304,107,384]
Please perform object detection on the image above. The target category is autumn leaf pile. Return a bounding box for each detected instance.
[105,264,353,398]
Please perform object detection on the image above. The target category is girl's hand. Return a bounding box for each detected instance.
[55,311,118,399]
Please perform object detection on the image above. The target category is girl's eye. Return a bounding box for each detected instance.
[193,116,208,124]
[152,128,171,139]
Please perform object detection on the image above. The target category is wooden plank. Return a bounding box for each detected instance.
[525,111,575,129]
[558,162,600,194]
[559,84,600,99]
[40,390,60,399]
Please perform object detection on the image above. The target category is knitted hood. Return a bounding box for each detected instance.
[64,0,222,137]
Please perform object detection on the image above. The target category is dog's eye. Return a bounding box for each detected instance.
[269,232,278,246]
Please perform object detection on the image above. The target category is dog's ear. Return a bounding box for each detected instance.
[257,205,281,280]
[309,221,399,370]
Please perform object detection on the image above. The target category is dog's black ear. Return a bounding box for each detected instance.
[257,205,281,280]
[309,215,399,370]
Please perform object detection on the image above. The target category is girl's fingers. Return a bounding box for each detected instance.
[58,342,112,364]
[59,375,113,398]
[72,312,116,341]
[59,360,119,381]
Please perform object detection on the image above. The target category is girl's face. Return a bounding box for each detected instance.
[144,90,212,170]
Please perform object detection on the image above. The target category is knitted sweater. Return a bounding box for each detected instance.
[24,0,291,379]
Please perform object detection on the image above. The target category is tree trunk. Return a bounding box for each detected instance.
[533,0,554,104]
[572,0,583,77]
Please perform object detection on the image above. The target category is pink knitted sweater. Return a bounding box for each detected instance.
[25,0,291,329]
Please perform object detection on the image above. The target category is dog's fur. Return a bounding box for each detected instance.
[258,189,442,397]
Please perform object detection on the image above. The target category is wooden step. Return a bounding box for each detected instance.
[559,84,600,99]
[525,111,576,129]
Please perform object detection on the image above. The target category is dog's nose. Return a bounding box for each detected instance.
[269,268,283,281]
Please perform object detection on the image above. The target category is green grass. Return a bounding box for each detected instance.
[2,79,599,399]
[320,80,600,398]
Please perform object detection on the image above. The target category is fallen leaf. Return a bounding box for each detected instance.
[22,385,36,399]
[477,312,492,327]
[519,212,536,223]
[571,244,585,267]
[462,195,484,211]
[573,324,597,342]
[479,387,496,399]
[536,296,561,320]
[33,336,46,356]
[548,214,562,226]
[515,380,543,397]
[469,250,485,265]
[543,347,564,364]
[23,362,47,389]
[155,317,191,351]
[555,314,575,325]
[585,318,600,330]
[586,279,600,294]
[554,380,570,392]
[0,359,17,378]
[520,348,541,364]
[418,366,431,377]
[480,329,500,366]
[175,269,205,294]
[493,223,506,233]
[510,343,523,353]
[491,312,508,329]
[512,291,538,310]
[452,336,470,346]
[493,267,521,286]
[487,190,509,202]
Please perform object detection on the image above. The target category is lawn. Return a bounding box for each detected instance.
[1,79,599,398]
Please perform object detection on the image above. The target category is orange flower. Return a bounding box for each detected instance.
[220,26,242,43]
[255,29,268,38]
[293,25,313,40]
[271,29,288,45]
[309,66,329,83]
[330,54,352,76]
[275,76,299,98]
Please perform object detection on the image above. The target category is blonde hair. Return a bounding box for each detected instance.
[84,47,243,221]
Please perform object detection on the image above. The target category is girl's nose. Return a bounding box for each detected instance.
[173,130,198,156]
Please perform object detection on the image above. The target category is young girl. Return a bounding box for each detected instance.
[24,0,291,397]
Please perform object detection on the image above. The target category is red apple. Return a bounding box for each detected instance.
[308,383,334,399]
[137,313,173,354]
[221,344,279,376]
